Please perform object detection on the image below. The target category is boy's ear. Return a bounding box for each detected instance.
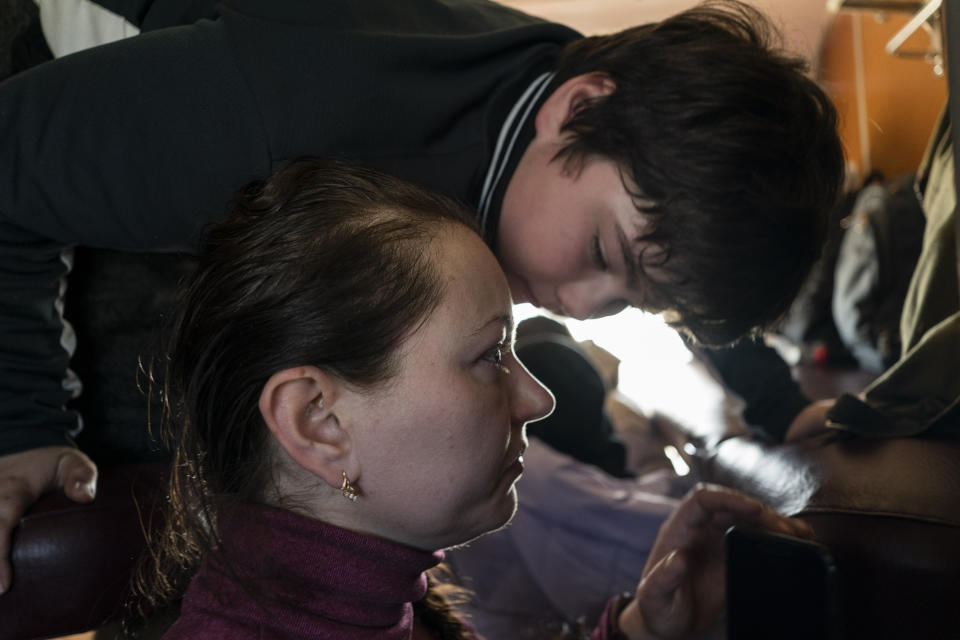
[535,72,616,139]
[259,366,355,490]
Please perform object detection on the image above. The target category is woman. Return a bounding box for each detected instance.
[142,158,812,639]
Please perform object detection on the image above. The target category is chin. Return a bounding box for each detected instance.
[449,516,515,550]
[485,489,521,536]
[505,273,533,305]
[447,491,519,550]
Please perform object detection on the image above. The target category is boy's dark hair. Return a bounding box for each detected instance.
[134,158,479,637]
[553,0,844,345]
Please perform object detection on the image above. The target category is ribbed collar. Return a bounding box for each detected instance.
[178,502,443,639]
[477,68,558,248]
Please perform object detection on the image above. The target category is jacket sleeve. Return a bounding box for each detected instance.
[0,19,269,455]
[697,339,811,442]
[590,593,632,639]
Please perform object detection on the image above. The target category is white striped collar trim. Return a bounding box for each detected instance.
[478,71,555,234]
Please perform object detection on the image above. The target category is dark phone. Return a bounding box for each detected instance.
[726,526,843,640]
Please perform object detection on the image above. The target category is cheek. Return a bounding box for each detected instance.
[431,391,512,495]
[371,384,510,491]
[502,222,584,282]
[366,391,515,546]
[437,384,511,464]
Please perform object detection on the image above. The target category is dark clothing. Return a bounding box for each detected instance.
[516,334,632,477]
[828,109,960,436]
[0,0,579,458]
[698,340,811,442]
[0,0,815,458]
[164,502,442,639]
[163,501,628,639]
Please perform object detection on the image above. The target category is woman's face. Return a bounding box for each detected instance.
[346,224,554,551]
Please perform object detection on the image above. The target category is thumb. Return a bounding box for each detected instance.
[56,450,98,503]
[640,550,686,601]
[636,551,693,638]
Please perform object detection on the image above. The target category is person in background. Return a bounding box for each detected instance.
[513,316,634,478]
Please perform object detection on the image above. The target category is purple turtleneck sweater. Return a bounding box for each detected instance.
[162,502,627,640]
[162,502,444,639]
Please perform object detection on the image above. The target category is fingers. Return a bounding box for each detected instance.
[641,550,687,603]
[684,483,813,539]
[784,400,834,441]
[0,447,99,595]
[56,450,98,503]
[634,550,693,639]
[0,476,35,594]
[632,486,813,639]
[647,484,814,580]
[686,483,763,524]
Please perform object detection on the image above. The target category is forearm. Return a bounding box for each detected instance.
[0,15,271,455]
[591,593,635,640]
[0,228,80,456]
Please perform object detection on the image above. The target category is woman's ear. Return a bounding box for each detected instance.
[534,72,616,140]
[259,366,355,490]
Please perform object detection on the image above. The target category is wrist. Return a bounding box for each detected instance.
[616,596,648,640]
[601,592,651,640]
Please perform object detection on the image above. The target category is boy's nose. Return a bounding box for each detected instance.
[557,277,623,320]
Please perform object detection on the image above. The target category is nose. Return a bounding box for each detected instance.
[509,357,555,426]
[556,277,622,320]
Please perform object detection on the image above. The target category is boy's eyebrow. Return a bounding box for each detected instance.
[616,224,639,289]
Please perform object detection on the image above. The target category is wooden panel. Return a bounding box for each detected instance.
[819,11,947,179]
[860,11,946,176]
[820,14,864,175]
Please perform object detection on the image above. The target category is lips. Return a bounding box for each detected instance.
[505,446,526,473]
[523,283,541,308]
[524,287,558,316]
[533,289,567,317]
[509,277,567,317]
[511,277,543,309]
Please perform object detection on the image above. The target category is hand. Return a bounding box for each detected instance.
[784,399,835,442]
[618,483,813,639]
[0,447,98,594]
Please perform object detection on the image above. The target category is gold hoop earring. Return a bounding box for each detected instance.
[340,471,360,502]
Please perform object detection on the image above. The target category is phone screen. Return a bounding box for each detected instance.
[725,526,843,640]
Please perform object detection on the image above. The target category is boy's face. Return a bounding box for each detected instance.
[498,150,660,320]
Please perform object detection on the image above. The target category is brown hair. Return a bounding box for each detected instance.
[553,0,844,344]
[133,158,479,638]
